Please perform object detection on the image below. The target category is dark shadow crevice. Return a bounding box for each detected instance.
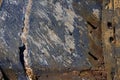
[19,44,26,71]
[87,21,97,29]
[88,52,98,60]
[109,37,114,43]
[107,22,112,29]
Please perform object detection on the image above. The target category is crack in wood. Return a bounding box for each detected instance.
[88,52,98,60]
[20,0,33,80]
[87,21,98,29]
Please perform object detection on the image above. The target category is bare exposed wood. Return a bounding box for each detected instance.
[113,0,120,79]
[102,0,116,80]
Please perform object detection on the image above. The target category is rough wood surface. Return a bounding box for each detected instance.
[113,0,120,79]
[1,0,120,80]
[102,0,115,80]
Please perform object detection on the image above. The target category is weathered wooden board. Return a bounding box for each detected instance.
[0,0,116,80]
[113,0,120,79]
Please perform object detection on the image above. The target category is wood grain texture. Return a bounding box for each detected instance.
[113,0,120,79]
[102,0,116,80]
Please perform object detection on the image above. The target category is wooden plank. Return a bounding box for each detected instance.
[113,0,120,79]
[102,0,116,80]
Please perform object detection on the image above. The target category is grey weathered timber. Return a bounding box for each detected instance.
[0,0,28,80]
[0,0,110,80]
[28,0,103,79]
